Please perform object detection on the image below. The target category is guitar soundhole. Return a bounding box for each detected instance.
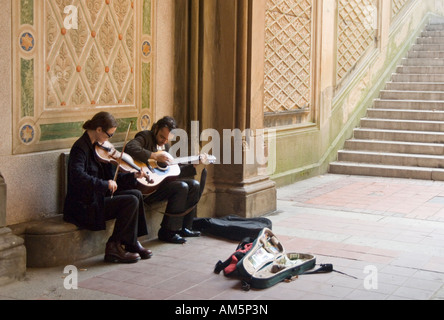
[157,162,168,170]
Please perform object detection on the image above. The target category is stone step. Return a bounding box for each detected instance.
[330,22,444,182]
[373,99,444,110]
[367,108,444,121]
[407,51,444,59]
[353,128,444,143]
[391,73,444,82]
[396,66,444,74]
[417,37,444,45]
[329,162,444,181]
[385,82,444,91]
[380,90,444,101]
[411,44,444,52]
[425,23,444,31]
[337,150,444,168]
[344,139,444,155]
[421,30,444,38]
[401,58,444,66]
[360,118,444,132]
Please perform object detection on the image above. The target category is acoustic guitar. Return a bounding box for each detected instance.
[134,154,216,195]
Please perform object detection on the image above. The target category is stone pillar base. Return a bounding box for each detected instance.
[0,227,26,286]
[215,177,277,218]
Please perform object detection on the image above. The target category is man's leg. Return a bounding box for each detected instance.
[145,181,189,243]
[180,179,201,237]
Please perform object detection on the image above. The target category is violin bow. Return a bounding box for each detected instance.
[111,122,133,198]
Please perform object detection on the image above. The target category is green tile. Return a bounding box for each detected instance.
[21,58,34,118]
[40,122,84,141]
[117,117,138,132]
[142,62,151,110]
[143,0,152,35]
[20,0,34,25]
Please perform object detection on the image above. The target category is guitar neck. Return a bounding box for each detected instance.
[172,155,201,165]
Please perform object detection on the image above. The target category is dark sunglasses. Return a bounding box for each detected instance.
[104,130,114,138]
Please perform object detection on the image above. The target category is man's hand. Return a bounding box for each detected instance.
[152,151,173,164]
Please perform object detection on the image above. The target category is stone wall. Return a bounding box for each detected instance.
[0,172,26,286]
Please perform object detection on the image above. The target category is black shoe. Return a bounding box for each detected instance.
[179,228,201,238]
[158,228,187,244]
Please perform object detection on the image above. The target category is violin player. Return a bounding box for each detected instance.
[63,112,153,263]
[126,116,202,244]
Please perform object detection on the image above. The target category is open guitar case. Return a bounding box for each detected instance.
[234,228,316,290]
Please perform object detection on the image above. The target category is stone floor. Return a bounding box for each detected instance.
[2,174,444,300]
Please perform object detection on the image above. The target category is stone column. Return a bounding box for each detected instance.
[214,0,276,218]
[0,172,26,286]
[177,0,277,218]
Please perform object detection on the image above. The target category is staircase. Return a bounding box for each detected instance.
[329,21,444,181]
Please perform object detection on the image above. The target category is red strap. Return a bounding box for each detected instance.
[224,256,239,274]
[224,243,253,275]
[241,243,253,253]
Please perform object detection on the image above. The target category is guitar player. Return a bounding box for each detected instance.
[126,116,202,244]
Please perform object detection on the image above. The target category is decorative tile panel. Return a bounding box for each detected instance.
[13,0,155,154]
[336,0,377,84]
[392,0,410,20]
[264,0,314,125]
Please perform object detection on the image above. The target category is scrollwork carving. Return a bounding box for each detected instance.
[86,0,103,24]
[114,0,130,26]
[54,43,74,96]
[112,48,130,93]
[85,45,102,94]
[99,13,116,60]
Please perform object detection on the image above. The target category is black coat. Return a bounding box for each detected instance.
[63,132,138,231]
[125,130,169,164]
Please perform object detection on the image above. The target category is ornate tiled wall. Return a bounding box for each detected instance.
[264,0,314,126]
[336,0,377,84]
[12,0,155,154]
[392,0,411,19]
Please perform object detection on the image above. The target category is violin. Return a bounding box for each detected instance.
[95,141,141,173]
[94,141,155,194]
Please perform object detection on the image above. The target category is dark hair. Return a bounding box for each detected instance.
[152,116,177,134]
[83,112,118,132]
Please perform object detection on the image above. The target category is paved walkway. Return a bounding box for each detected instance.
[2,174,444,300]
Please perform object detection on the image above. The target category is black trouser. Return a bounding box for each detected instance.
[145,179,200,231]
[104,189,148,246]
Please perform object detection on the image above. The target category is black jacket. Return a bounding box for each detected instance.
[125,130,170,164]
[63,132,137,231]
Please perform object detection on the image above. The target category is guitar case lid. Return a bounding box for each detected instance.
[236,228,316,289]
